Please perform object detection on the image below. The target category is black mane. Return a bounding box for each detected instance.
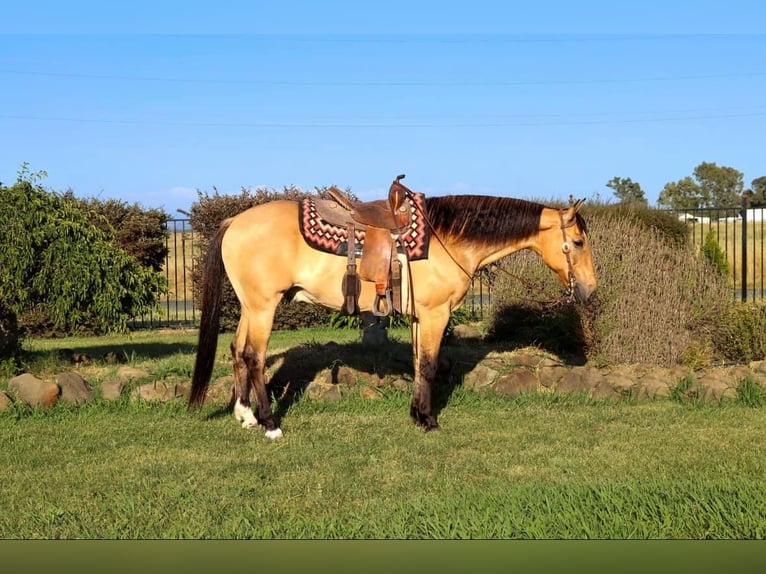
[424,195,546,243]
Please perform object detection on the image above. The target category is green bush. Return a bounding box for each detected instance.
[712,304,766,362]
[702,230,730,276]
[0,176,165,343]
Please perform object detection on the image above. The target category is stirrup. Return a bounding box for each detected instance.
[372,289,393,317]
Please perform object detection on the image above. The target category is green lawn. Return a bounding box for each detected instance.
[2,388,765,538]
[2,328,766,539]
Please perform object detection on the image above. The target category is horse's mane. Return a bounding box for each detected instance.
[424,195,546,243]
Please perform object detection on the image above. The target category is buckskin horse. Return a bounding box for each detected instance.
[188,176,596,439]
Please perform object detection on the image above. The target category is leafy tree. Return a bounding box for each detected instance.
[693,161,743,208]
[61,191,170,272]
[657,176,702,210]
[0,172,166,350]
[747,176,766,208]
[605,176,647,205]
[658,162,744,210]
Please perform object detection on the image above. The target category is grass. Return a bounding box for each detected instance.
[1,392,765,539]
[2,328,766,538]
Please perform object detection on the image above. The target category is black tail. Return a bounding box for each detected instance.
[188,220,230,408]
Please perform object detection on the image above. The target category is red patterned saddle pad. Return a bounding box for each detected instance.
[299,193,430,260]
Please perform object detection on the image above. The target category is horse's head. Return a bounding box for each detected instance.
[538,199,597,303]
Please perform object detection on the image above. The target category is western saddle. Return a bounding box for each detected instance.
[313,174,414,317]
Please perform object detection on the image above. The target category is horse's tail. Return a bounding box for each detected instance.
[188,219,232,408]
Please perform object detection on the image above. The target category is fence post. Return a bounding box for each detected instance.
[741,193,749,302]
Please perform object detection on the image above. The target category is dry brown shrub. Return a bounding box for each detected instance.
[488,208,731,366]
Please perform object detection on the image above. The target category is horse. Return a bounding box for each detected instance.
[188,186,597,439]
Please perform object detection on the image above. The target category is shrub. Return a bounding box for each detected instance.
[712,304,766,362]
[702,230,730,276]
[487,205,731,365]
[0,177,165,342]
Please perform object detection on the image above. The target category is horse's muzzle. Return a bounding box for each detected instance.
[574,282,596,304]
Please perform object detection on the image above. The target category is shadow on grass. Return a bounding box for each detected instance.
[23,341,198,365]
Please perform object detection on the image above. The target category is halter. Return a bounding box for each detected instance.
[559,209,578,304]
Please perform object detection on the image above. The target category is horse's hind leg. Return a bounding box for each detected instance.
[231,307,283,439]
[231,321,258,429]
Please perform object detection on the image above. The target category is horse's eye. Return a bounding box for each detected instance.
[573,239,584,248]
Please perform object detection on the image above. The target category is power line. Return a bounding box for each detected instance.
[2,109,765,129]
[2,68,766,87]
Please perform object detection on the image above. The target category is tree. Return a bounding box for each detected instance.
[0,173,166,351]
[693,161,743,208]
[657,161,744,210]
[747,176,766,208]
[605,176,648,205]
[657,176,702,210]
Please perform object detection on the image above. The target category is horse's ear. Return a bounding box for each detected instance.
[563,199,585,223]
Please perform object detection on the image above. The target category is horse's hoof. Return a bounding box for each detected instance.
[265,428,284,440]
[241,419,259,429]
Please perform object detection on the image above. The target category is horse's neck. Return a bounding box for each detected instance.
[450,235,537,273]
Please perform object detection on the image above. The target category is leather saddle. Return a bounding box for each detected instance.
[315,174,414,317]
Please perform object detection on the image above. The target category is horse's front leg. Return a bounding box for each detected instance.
[410,307,450,431]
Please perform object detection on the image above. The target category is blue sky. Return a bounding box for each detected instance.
[2,2,765,216]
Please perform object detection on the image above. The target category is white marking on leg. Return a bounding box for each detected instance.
[234,398,259,429]
[265,428,284,440]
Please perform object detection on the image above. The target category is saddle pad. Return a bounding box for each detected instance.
[299,193,430,260]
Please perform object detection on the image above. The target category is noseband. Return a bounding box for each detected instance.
[559,209,578,303]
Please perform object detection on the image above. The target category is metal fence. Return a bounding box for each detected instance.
[131,206,766,328]
[668,204,766,302]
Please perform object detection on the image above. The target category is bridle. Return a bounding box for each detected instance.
[405,193,583,308]
[559,209,579,304]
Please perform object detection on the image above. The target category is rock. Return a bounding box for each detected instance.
[462,364,499,392]
[131,381,185,402]
[602,372,636,398]
[0,390,13,411]
[491,369,538,398]
[696,371,737,402]
[555,366,603,395]
[99,380,124,401]
[538,365,567,388]
[71,353,93,366]
[639,374,671,399]
[8,373,60,408]
[116,366,151,382]
[390,377,410,392]
[102,351,125,364]
[57,372,94,405]
[305,381,342,401]
[330,365,358,387]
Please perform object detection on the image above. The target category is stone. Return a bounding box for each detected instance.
[555,366,603,395]
[390,377,410,392]
[602,373,636,398]
[462,364,499,392]
[330,365,358,387]
[0,390,13,411]
[131,381,185,402]
[639,374,671,399]
[8,373,60,408]
[491,369,538,398]
[305,381,342,401]
[102,351,125,364]
[538,365,567,388]
[99,380,124,401]
[57,372,94,405]
[117,366,151,382]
